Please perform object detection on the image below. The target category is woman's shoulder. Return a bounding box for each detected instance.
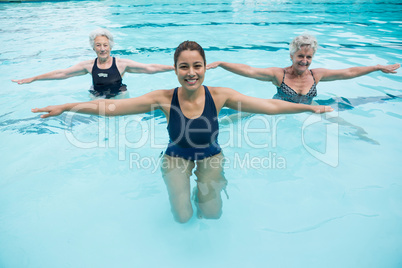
[310,68,329,80]
[115,57,129,63]
[134,88,175,108]
[270,66,286,72]
[207,86,238,101]
[74,59,96,71]
[78,59,96,66]
[207,86,234,94]
[153,88,176,100]
[310,68,328,74]
[115,57,141,65]
[262,66,285,74]
[115,57,129,65]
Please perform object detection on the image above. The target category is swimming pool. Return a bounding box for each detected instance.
[1,0,402,267]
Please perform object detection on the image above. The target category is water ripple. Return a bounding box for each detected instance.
[120,21,394,29]
[262,213,379,234]
[316,94,402,111]
[0,113,99,135]
[112,41,401,57]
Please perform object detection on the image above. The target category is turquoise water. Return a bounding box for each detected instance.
[1,0,402,267]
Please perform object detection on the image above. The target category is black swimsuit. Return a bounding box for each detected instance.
[273,70,317,104]
[165,86,221,161]
[90,57,127,98]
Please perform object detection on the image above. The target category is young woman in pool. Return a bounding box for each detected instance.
[207,34,400,105]
[32,41,333,223]
[12,28,174,98]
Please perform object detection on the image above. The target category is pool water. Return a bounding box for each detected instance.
[1,0,402,267]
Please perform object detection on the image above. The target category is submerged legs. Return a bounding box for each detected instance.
[194,153,227,219]
[161,153,227,223]
[161,155,195,223]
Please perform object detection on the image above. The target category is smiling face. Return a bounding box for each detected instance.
[93,35,111,60]
[175,49,206,91]
[290,45,314,73]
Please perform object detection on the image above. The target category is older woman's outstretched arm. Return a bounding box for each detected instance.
[314,63,400,82]
[12,60,93,84]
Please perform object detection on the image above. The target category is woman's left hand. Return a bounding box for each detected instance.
[378,63,400,74]
[206,61,221,70]
[312,105,334,114]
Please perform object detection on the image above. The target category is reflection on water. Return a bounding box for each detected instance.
[0,112,99,135]
[315,93,402,111]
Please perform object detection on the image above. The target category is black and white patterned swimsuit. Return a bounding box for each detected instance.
[273,70,317,104]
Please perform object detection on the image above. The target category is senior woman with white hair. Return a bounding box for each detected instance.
[12,28,174,98]
[207,34,400,105]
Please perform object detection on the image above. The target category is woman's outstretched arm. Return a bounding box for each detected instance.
[121,58,174,74]
[215,87,333,115]
[314,63,400,82]
[207,61,282,83]
[12,60,93,84]
[32,90,169,118]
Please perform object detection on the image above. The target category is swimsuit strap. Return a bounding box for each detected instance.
[111,57,117,69]
[310,69,316,83]
[170,87,180,116]
[282,69,286,83]
[92,58,98,73]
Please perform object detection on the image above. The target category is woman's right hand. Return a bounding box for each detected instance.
[32,105,65,118]
[12,77,35,84]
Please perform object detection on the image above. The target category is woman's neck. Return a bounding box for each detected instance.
[98,55,112,65]
[179,86,204,102]
[288,66,309,77]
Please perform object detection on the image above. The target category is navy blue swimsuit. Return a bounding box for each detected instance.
[165,86,221,161]
[90,57,127,98]
[273,70,317,104]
